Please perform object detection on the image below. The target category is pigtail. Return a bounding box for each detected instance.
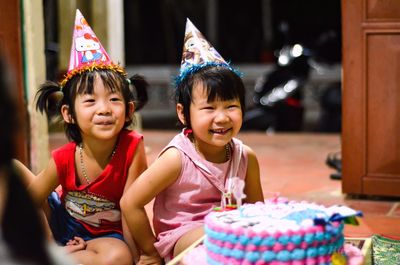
[35,80,64,120]
[128,74,148,111]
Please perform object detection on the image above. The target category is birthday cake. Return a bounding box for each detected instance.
[203,200,361,265]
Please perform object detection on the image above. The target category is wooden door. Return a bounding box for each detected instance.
[0,0,29,164]
[342,0,400,197]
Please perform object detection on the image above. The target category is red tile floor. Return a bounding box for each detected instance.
[50,130,400,238]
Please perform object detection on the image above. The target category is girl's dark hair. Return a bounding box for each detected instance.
[175,65,246,129]
[0,55,52,265]
[36,69,148,143]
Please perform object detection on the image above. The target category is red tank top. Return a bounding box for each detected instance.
[52,129,142,236]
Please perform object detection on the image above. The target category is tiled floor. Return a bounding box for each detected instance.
[50,130,400,238]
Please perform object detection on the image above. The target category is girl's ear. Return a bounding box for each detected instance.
[176,103,186,125]
[127,102,135,121]
[61,105,74,124]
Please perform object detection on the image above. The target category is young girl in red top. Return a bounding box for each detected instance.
[17,10,148,265]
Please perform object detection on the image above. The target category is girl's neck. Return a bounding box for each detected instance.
[79,137,118,162]
[76,137,119,185]
[191,136,231,164]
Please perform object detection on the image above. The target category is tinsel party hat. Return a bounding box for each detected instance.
[176,18,238,85]
[60,9,125,86]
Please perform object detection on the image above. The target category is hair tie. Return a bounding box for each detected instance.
[126,78,131,84]
[183,128,193,136]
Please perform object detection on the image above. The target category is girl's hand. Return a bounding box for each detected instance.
[64,236,87,253]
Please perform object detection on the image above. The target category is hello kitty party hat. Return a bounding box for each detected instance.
[175,18,240,85]
[60,9,125,87]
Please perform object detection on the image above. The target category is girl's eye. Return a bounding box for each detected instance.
[109,92,123,101]
[201,106,214,110]
[83,99,95,103]
[228,105,240,109]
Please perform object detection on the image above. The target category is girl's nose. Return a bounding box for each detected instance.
[97,100,111,115]
[214,110,230,123]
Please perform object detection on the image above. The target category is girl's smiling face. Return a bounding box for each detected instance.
[65,75,130,142]
[181,81,243,152]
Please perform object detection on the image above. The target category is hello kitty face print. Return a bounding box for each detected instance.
[74,33,106,64]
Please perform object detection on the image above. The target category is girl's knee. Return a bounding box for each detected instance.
[174,226,204,257]
[103,244,133,265]
[82,237,133,265]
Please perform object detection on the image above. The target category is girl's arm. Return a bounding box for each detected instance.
[124,140,148,190]
[121,139,148,262]
[121,147,182,263]
[243,145,264,203]
[28,158,59,206]
[13,159,58,206]
[12,159,39,185]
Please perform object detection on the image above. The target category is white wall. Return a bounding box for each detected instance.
[23,0,49,172]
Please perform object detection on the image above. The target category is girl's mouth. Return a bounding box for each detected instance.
[210,128,231,135]
[95,119,114,126]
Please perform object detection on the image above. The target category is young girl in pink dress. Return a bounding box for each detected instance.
[121,18,264,264]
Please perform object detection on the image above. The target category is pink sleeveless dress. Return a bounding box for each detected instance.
[153,131,248,258]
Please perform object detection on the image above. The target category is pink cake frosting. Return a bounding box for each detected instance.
[203,201,361,265]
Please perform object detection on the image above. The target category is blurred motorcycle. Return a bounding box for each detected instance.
[242,26,341,132]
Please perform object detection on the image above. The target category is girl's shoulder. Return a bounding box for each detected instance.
[118,129,143,150]
[52,141,76,155]
[230,137,254,158]
[159,146,182,161]
[51,142,76,170]
[120,129,143,140]
[157,132,186,156]
[149,146,182,184]
[238,142,257,163]
[242,143,255,155]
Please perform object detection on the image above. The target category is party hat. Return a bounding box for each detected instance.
[60,9,125,86]
[176,18,239,85]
